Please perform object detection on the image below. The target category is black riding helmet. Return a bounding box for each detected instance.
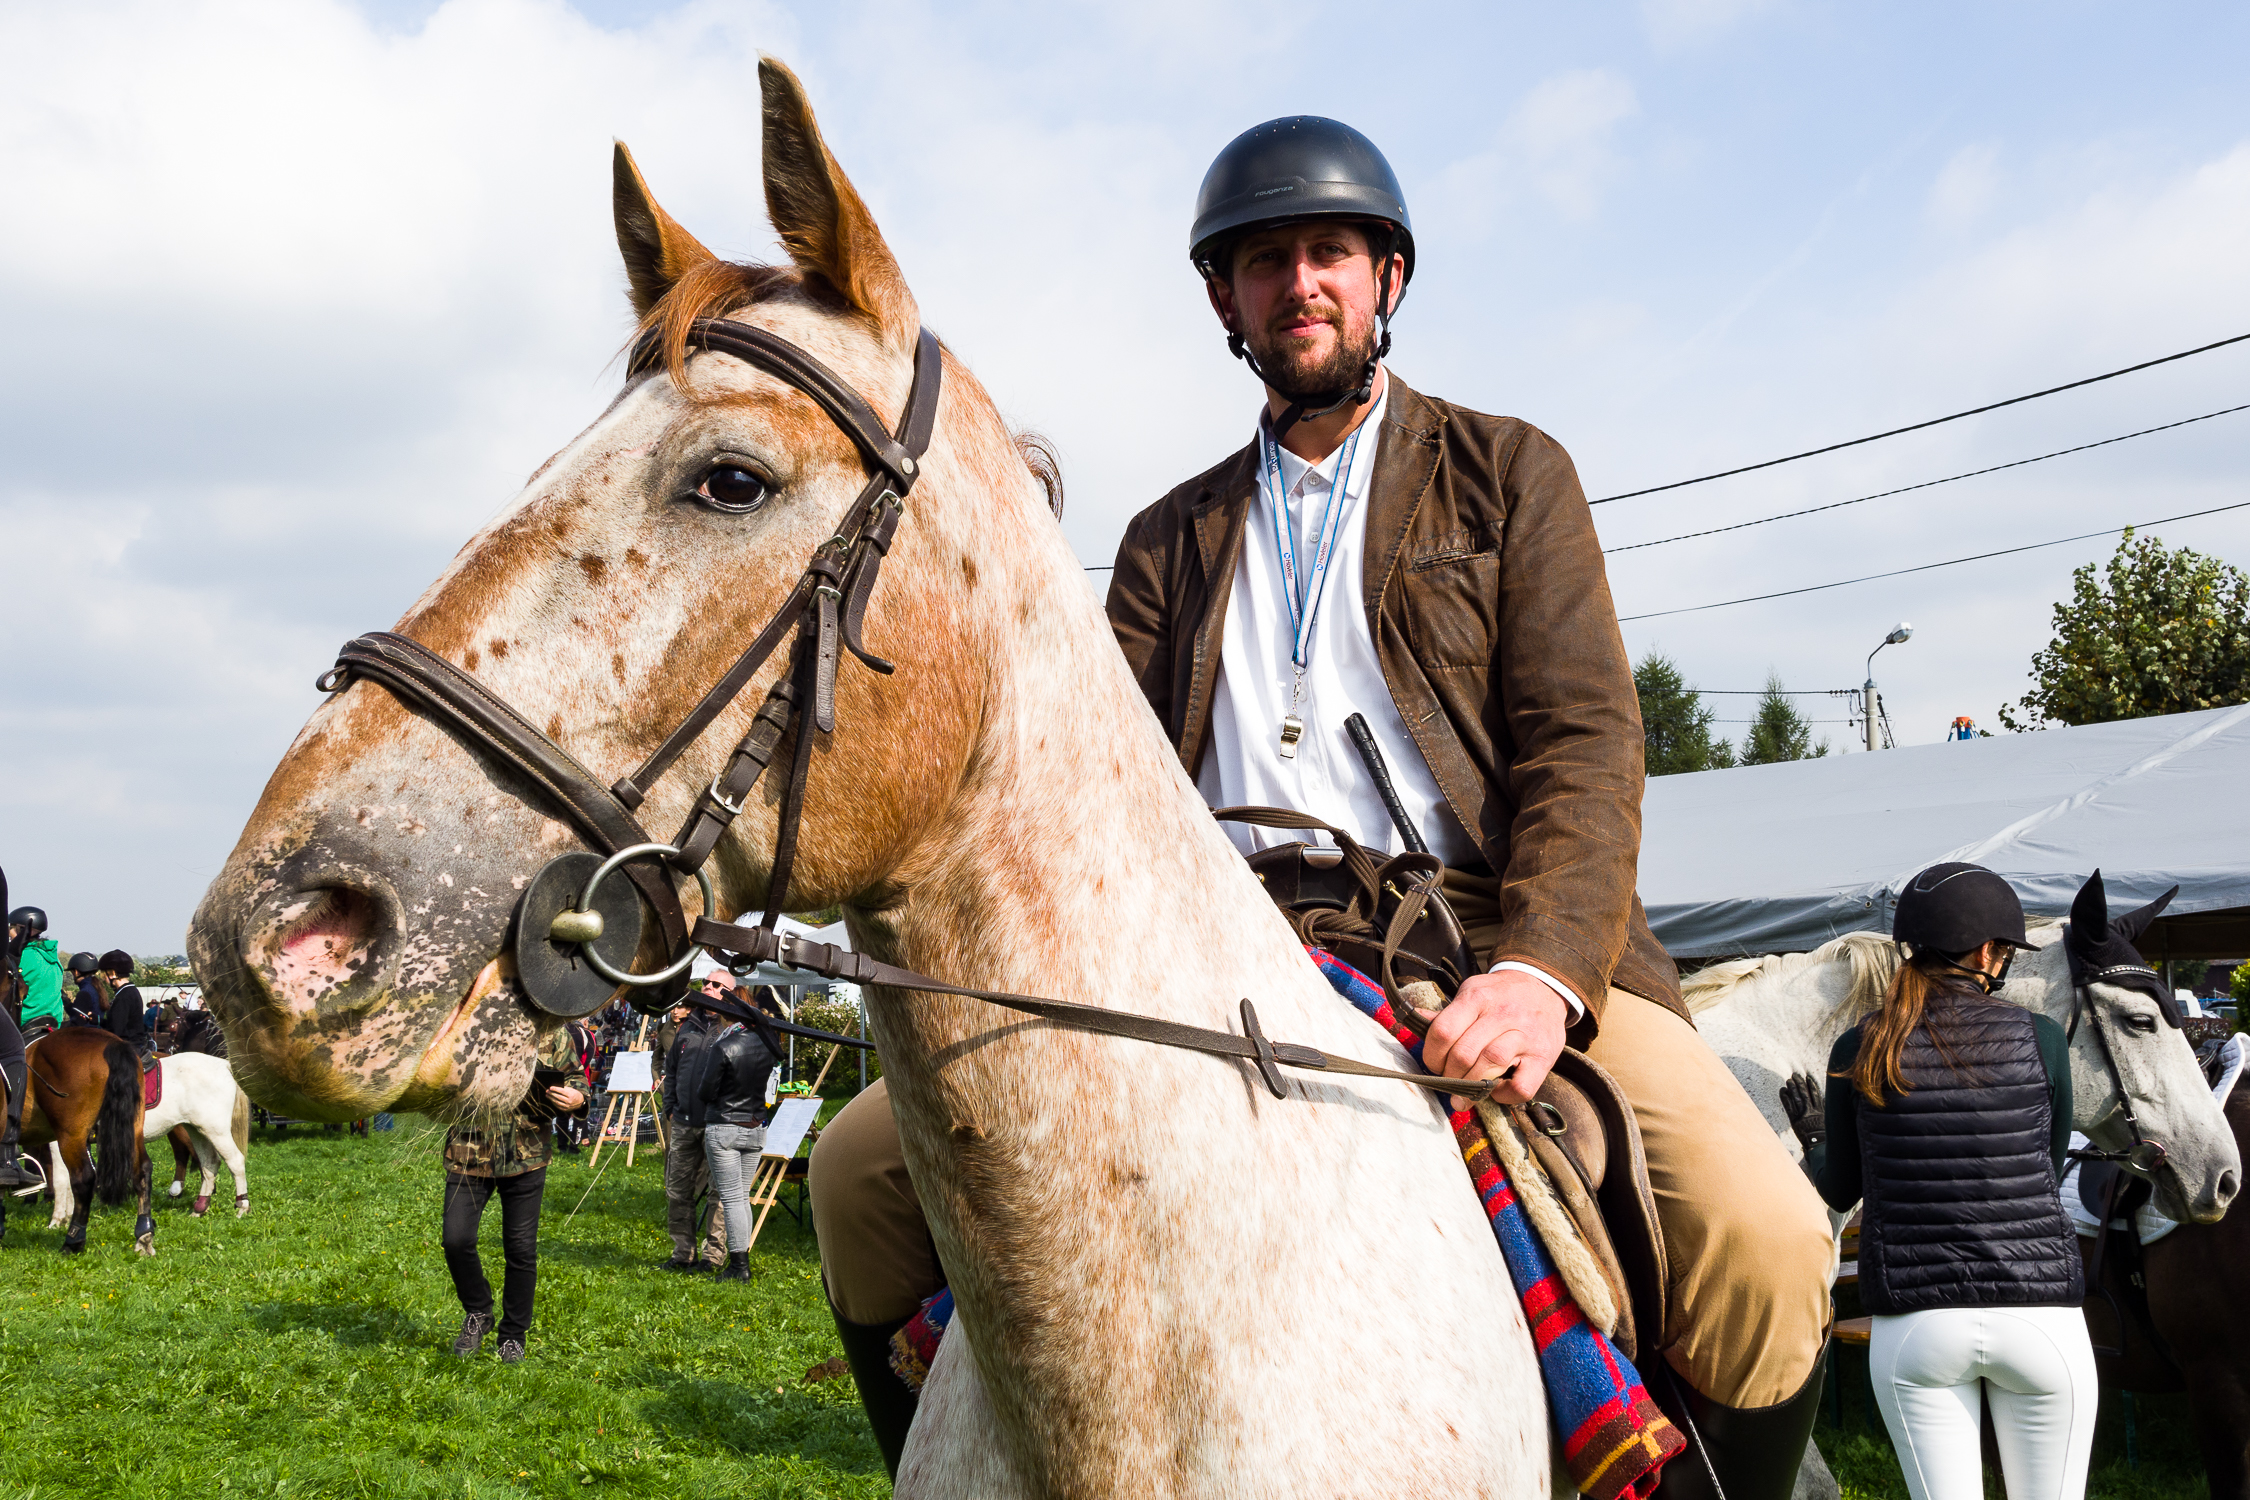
[1894,862,2032,992]
[1190,116,1414,439]
[99,949,135,978]
[7,905,46,939]
[66,951,100,977]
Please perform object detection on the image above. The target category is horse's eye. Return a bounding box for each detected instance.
[2126,1012,2159,1035]
[695,465,768,513]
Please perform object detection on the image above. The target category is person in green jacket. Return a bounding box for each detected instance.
[9,907,66,1040]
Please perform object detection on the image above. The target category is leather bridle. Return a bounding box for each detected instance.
[318,316,1496,1104]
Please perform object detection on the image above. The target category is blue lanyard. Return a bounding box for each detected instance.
[1261,418,1365,672]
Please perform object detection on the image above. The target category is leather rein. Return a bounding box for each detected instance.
[318,316,1494,1106]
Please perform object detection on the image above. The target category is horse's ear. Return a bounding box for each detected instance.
[2069,869,2109,940]
[2113,884,2180,945]
[613,141,717,320]
[758,56,919,350]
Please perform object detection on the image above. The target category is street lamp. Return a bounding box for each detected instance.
[1864,623,1913,751]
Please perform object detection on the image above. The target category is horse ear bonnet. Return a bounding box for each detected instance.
[2063,868,2182,1025]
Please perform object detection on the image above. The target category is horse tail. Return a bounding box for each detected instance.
[231,1085,250,1157]
[94,1042,140,1206]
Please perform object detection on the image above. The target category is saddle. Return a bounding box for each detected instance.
[1227,807,1669,1361]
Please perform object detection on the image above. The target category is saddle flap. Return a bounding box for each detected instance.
[1536,1050,1669,1366]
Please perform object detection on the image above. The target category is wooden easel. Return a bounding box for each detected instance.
[587,1016,663,1170]
[736,1044,841,1256]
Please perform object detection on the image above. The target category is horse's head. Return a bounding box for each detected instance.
[189,60,1055,1123]
[2010,871,2239,1224]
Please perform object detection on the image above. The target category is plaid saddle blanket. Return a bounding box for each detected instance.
[889,950,1683,1499]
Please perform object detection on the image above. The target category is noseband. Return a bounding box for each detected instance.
[316,317,1497,1103]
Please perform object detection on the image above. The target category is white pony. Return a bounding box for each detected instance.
[1686,895,2237,1227]
[46,1052,250,1226]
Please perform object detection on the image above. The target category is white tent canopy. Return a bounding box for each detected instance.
[1640,702,2250,957]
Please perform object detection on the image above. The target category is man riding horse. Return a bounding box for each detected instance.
[810,118,1835,1493]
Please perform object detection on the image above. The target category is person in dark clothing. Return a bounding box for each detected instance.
[699,1013,781,1282]
[96,952,154,1068]
[0,869,28,1190]
[64,952,105,1027]
[658,979,727,1270]
[442,1028,586,1363]
[1785,862,2093,1500]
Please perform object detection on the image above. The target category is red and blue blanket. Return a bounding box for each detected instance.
[888,950,1682,1499]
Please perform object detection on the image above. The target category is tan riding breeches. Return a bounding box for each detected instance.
[809,996,1832,1405]
[809,1077,944,1326]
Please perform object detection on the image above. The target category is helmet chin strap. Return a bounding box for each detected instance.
[1223,232,1398,445]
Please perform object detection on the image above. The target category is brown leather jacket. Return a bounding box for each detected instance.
[1105,375,1683,1032]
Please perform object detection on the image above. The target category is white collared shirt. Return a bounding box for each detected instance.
[1194,377,1583,1011]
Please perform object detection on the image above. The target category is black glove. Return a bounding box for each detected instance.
[1780,1072,1826,1153]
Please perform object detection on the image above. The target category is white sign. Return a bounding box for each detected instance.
[606,1049,653,1093]
[761,1096,823,1161]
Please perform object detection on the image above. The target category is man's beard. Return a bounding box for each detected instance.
[1243,310,1378,403]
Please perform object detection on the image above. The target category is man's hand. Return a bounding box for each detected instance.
[547,1085,586,1113]
[1419,969,1570,1105]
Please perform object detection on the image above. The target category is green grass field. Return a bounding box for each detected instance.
[0,1120,2214,1499]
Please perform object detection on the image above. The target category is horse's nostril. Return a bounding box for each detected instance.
[2220,1170,2239,1203]
[265,884,386,996]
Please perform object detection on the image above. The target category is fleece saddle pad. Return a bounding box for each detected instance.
[143,1059,162,1111]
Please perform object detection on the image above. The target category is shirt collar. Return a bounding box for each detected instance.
[1257,373,1391,502]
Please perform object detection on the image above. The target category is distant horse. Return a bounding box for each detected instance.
[47,1052,250,1225]
[171,1010,227,1058]
[2077,1042,2250,1499]
[18,1028,154,1253]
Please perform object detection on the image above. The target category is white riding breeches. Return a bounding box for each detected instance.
[1869,1304,2099,1500]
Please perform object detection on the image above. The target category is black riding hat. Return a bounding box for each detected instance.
[7,905,46,937]
[66,951,100,977]
[1189,116,1416,282]
[1893,862,2032,956]
[98,949,135,978]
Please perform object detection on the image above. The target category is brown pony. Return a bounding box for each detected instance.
[2084,1074,2250,1499]
[18,1027,153,1254]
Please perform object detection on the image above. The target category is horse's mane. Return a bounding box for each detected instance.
[633,258,1066,518]
[1681,919,2066,1018]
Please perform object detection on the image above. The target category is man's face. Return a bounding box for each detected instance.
[700,977,732,1005]
[1207,221,1402,402]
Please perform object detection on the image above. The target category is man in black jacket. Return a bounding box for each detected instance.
[659,979,728,1271]
[699,1011,781,1282]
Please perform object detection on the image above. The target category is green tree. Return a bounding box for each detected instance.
[2000,528,2250,730]
[133,954,195,986]
[1635,651,1736,776]
[1738,673,1830,765]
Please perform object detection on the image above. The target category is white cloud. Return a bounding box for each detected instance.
[1430,69,1640,239]
[1639,0,1783,49]
[1926,142,2002,229]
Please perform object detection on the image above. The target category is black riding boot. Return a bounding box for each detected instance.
[0,1059,32,1189]
[0,1124,28,1189]
[1649,1342,1831,1500]
[829,1298,920,1480]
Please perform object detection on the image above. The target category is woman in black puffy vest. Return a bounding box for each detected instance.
[1794,862,2094,1500]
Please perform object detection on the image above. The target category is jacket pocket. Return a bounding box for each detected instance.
[1404,526,1502,667]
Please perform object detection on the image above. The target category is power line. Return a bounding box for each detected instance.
[1617,498,2250,623]
[1603,402,2250,554]
[1591,332,2250,505]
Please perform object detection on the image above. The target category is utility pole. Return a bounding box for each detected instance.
[1864,623,1913,751]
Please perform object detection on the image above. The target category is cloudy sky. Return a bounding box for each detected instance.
[5,0,2248,951]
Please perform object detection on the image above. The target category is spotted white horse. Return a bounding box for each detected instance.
[45,1052,250,1224]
